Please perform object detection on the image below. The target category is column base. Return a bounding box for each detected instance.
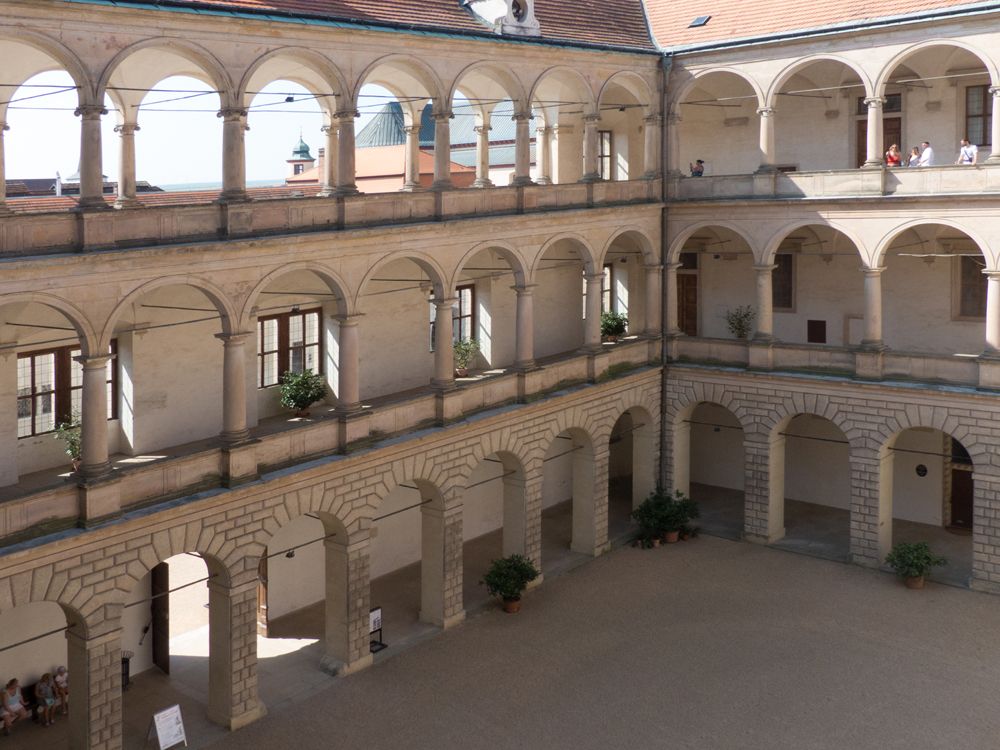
[399,183,423,192]
[430,181,453,191]
[511,176,534,187]
[535,177,552,186]
[586,350,611,382]
[221,438,259,488]
[317,187,337,198]
[516,367,545,403]
[207,703,267,731]
[334,186,360,197]
[76,472,122,526]
[216,191,249,204]
[855,344,886,380]
[321,653,373,676]
[977,351,1000,389]
[471,178,494,189]
[578,173,601,184]
[113,197,141,209]
[986,153,1000,165]
[862,160,885,169]
[664,331,683,361]
[748,338,774,370]
[74,198,109,211]
[435,387,464,425]
[338,409,372,450]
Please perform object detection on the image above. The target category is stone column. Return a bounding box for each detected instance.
[67,627,122,750]
[318,123,338,196]
[207,577,266,730]
[643,114,662,179]
[420,494,465,628]
[642,264,662,337]
[743,429,785,543]
[971,473,1000,592]
[322,531,374,674]
[218,332,251,443]
[335,315,361,412]
[536,125,553,185]
[432,297,457,388]
[988,87,1000,164]
[523,467,545,575]
[753,263,776,340]
[580,114,600,182]
[512,111,534,186]
[217,107,248,202]
[402,124,422,190]
[755,106,776,172]
[77,353,112,479]
[861,267,886,347]
[583,272,604,350]
[75,104,108,209]
[114,123,140,208]
[514,283,536,369]
[984,270,1000,353]
[335,110,359,195]
[666,111,682,176]
[665,262,681,335]
[431,111,453,190]
[863,97,885,168]
[501,473,528,557]
[472,123,492,188]
[0,122,10,214]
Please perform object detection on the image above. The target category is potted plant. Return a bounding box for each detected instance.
[885,542,946,589]
[480,554,539,613]
[279,369,328,418]
[54,419,82,472]
[631,494,665,548]
[453,338,480,377]
[600,311,628,342]
[724,305,756,340]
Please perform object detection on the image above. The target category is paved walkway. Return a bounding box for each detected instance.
[204,535,1000,750]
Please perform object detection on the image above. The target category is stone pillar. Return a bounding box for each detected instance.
[664,262,681,335]
[67,627,122,750]
[77,353,112,479]
[971,473,1000,592]
[432,297,457,388]
[570,440,600,556]
[75,105,108,209]
[322,531,373,675]
[583,272,603,350]
[335,315,361,411]
[643,263,662,337]
[580,114,600,182]
[536,125,553,185]
[643,114,662,179]
[471,124,492,188]
[335,110,359,195]
[753,263,776,340]
[861,267,886,347]
[850,447,889,567]
[218,332,250,443]
[431,111,453,190]
[512,112,534,186]
[402,124,422,191]
[114,123,140,208]
[983,270,1000,353]
[420,494,465,628]
[988,87,1000,164]
[863,97,885,168]
[523,468,544,575]
[0,122,11,214]
[318,123,338,196]
[755,106,776,172]
[502,472,528,557]
[514,283,536,369]
[744,430,785,543]
[217,107,248,202]
[666,111,682,176]
[207,578,266,729]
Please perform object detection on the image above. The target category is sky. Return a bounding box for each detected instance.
[5,71,403,188]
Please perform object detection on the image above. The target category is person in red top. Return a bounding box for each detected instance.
[885,143,902,167]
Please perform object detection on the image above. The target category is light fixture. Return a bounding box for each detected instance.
[284,96,295,103]
[285,549,296,559]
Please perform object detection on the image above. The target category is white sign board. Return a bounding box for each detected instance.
[151,705,187,750]
[369,607,382,634]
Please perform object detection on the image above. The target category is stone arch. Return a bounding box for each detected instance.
[452,240,529,291]
[879,407,984,468]
[598,70,655,115]
[669,66,765,110]
[598,226,658,267]
[0,570,92,637]
[353,54,446,110]
[875,39,999,98]
[239,262,352,330]
[531,232,598,279]
[607,403,659,510]
[354,251,448,309]
[529,65,598,117]
[873,218,995,269]
[766,53,874,107]
[0,291,99,356]
[761,220,868,266]
[99,275,239,350]
[238,47,349,114]
[666,220,756,264]
[448,60,528,114]
[0,29,93,101]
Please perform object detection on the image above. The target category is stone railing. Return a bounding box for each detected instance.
[667,165,1000,202]
[671,335,991,389]
[0,179,662,257]
[0,337,659,544]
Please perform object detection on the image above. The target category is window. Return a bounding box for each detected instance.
[806,320,827,344]
[293,163,305,175]
[959,255,987,319]
[601,264,614,313]
[17,342,116,438]
[772,254,794,311]
[966,85,992,148]
[257,308,322,388]
[598,130,613,180]
[453,284,476,342]
[856,93,902,116]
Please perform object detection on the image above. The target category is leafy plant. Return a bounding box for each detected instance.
[453,338,481,370]
[54,418,82,461]
[279,369,328,412]
[885,542,946,579]
[631,488,699,544]
[724,305,756,339]
[600,311,628,338]
[480,554,539,602]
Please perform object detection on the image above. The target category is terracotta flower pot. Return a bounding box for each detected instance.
[664,530,680,544]
[502,598,522,614]
[71,458,81,473]
[295,408,310,418]
[651,538,661,548]
[904,575,925,590]
[455,367,469,378]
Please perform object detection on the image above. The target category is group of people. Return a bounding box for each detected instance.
[884,138,980,167]
[1,668,68,735]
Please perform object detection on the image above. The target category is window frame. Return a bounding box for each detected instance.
[597,129,613,180]
[453,284,477,343]
[953,254,987,321]
[601,263,614,314]
[256,308,323,389]
[772,253,796,312]
[965,84,992,149]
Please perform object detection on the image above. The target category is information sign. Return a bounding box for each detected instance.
[149,705,188,750]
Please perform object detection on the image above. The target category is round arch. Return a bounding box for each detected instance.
[239,262,352,330]
[598,70,654,115]
[666,220,756,264]
[531,233,598,279]
[0,30,93,101]
[448,61,528,114]
[761,220,868,266]
[353,54,446,109]
[873,218,994,269]
[238,47,349,113]
[875,39,999,97]
[765,53,874,107]
[599,226,658,267]
[529,65,598,117]
[0,292,99,356]
[669,66,765,110]
[452,240,529,291]
[353,251,448,309]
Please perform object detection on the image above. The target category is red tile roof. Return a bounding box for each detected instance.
[116,0,657,51]
[646,0,995,49]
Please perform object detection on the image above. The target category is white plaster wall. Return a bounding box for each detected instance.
[121,573,153,676]
[266,515,325,620]
[773,253,864,345]
[783,416,851,508]
[553,124,583,183]
[773,92,853,170]
[0,602,67,687]
[481,277,517,368]
[697,252,756,338]
[677,84,759,175]
[689,404,744,490]
[462,461,505,541]
[892,428,945,525]
[542,446,573,508]
[609,412,633,479]
[533,264,584,358]
[370,486,423,579]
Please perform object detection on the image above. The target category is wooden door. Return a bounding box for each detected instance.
[950,469,974,530]
[678,274,698,337]
[151,562,170,675]
[257,556,269,637]
[857,117,902,167]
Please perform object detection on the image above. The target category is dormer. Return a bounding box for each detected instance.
[464,0,541,37]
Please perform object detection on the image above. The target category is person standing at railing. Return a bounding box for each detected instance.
[956,138,978,165]
[885,144,902,167]
[689,159,704,177]
[918,141,935,166]
[907,146,922,167]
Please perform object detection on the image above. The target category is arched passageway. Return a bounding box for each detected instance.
[540,427,598,573]
[607,407,656,539]
[532,238,592,359]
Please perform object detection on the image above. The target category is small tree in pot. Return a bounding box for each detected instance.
[724,305,756,340]
[885,541,946,589]
[54,419,82,471]
[279,369,328,418]
[600,311,628,342]
[453,338,480,377]
[481,554,539,613]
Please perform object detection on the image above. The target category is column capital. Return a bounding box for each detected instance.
[432,111,454,122]
[536,124,554,135]
[74,105,107,119]
[982,269,1000,279]
[334,109,360,122]
[0,121,8,133]
[990,85,1000,97]
[863,266,887,277]
[334,313,364,326]
[403,124,422,135]
[511,111,532,122]
[215,331,253,345]
[666,111,682,125]
[113,123,140,136]
[665,261,683,271]
[434,296,459,308]
[320,123,336,135]
[512,282,539,294]
[863,96,885,109]
[756,106,775,117]
[217,107,248,121]
[752,263,778,273]
[73,353,112,368]
[643,263,664,273]
[583,271,605,283]
[473,124,492,135]
[583,113,601,124]
[643,114,663,125]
